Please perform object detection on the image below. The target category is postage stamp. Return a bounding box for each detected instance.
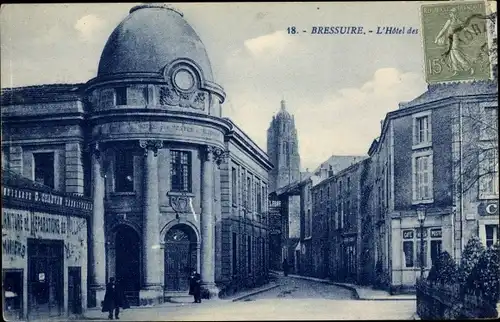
[421,1,494,84]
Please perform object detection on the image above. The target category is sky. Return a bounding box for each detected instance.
[0,2,496,171]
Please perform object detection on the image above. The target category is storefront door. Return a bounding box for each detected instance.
[27,239,63,319]
[164,225,197,292]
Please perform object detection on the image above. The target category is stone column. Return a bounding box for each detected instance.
[200,146,225,299]
[139,140,163,305]
[90,142,106,306]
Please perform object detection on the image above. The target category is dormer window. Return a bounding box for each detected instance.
[115,87,127,105]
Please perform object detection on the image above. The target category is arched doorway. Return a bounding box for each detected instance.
[164,225,197,292]
[115,225,141,305]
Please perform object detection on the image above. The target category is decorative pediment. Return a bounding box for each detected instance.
[158,83,208,111]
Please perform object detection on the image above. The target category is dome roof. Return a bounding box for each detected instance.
[97,4,213,80]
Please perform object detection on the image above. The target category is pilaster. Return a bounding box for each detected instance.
[200,145,225,299]
[89,142,106,306]
[139,139,163,304]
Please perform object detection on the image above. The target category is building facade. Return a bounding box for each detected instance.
[378,81,499,293]
[1,4,272,308]
[2,169,92,320]
[290,81,497,293]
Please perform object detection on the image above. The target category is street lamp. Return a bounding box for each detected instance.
[417,206,427,278]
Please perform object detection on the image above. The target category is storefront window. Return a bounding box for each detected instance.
[430,240,442,266]
[416,241,428,268]
[403,241,414,268]
[3,270,23,320]
[485,225,498,247]
[403,227,442,269]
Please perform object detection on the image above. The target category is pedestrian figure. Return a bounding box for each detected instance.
[283,258,289,277]
[188,269,202,303]
[102,277,129,320]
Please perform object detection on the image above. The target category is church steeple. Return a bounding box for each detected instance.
[267,99,301,193]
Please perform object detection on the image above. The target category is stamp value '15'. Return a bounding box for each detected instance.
[421,1,493,84]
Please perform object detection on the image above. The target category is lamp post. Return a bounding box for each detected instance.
[417,206,427,278]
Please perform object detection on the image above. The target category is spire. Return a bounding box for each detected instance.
[280,98,286,111]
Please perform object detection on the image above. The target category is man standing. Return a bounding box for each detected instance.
[188,269,202,303]
[102,277,129,320]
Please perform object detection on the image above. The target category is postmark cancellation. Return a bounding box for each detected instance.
[421,1,495,84]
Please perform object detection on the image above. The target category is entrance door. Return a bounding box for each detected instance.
[115,225,141,306]
[27,239,63,319]
[164,226,197,292]
[68,267,82,314]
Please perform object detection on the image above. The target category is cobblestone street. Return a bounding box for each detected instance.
[79,275,416,321]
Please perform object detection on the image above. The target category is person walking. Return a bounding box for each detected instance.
[282,258,289,277]
[102,277,129,320]
[188,269,202,303]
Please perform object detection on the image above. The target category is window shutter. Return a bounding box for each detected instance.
[412,156,417,200]
[428,154,434,200]
[413,117,417,145]
[427,114,432,144]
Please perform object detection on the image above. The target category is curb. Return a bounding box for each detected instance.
[275,271,416,301]
[329,282,360,300]
[231,284,280,302]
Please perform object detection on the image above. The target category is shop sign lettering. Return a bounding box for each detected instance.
[2,186,92,212]
[2,209,73,237]
[30,212,64,235]
[2,239,26,258]
[478,202,499,216]
[269,200,281,208]
[416,229,428,238]
[403,230,414,239]
[430,228,442,238]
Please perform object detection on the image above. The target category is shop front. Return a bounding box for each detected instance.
[477,201,500,248]
[389,209,453,293]
[2,172,92,320]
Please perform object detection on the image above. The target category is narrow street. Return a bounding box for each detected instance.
[81,275,416,321]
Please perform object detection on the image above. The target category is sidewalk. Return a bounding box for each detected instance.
[18,282,279,322]
[270,270,416,301]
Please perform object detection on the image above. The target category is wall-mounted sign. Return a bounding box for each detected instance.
[403,230,414,239]
[416,229,428,238]
[478,202,499,217]
[2,186,93,213]
[38,273,45,282]
[430,228,442,238]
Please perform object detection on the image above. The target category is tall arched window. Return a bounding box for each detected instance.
[283,142,289,164]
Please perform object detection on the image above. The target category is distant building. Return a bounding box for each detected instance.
[288,155,366,278]
[1,4,273,315]
[267,100,301,265]
[267,100,301,193]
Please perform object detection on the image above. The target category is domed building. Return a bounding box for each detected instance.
[1,4,272,319]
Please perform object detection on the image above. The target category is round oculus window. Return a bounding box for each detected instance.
[173,69,194,90]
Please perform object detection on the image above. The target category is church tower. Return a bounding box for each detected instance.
[267,99,301,192]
